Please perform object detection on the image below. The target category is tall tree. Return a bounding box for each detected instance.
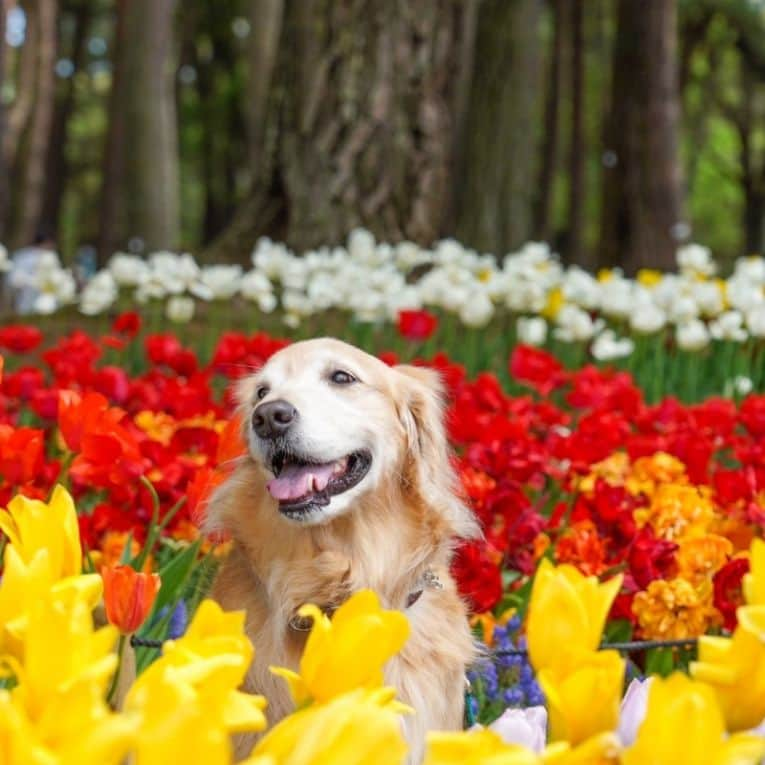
[40,0,92,237]
[206,0,472,259]
[533,0,564,245]
[99,0,179,254]
[10,0,58,247]
[0,0,8,232]
[599,0,685,273]
[566,0,585,264]
[454,0,543,254]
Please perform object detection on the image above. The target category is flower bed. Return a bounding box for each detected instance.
[2,316,765,760]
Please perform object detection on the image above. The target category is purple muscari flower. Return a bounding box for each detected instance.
[489,706,548,753]
[168,599,188,639]
[618,676,653,746]
[503,687,524,706]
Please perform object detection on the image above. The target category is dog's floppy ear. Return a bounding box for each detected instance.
[395,364,480,540]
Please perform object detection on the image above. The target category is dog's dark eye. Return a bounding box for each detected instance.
[256,385,270,400]
[330,370,356,385]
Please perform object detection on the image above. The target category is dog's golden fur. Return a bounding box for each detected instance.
[206,338,479,762]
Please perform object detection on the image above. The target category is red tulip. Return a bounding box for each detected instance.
[112,311,142,338]
[0,325,44,353]
[102,564,161,633]
[397,310,438,341]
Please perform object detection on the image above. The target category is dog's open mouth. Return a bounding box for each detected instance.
[266,449,372,518]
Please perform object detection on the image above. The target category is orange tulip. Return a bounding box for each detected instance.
[102,564,161,634]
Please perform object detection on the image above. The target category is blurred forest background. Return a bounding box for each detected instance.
[2,0,765,273]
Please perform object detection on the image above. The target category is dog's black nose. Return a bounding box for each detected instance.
[252,400,297,439]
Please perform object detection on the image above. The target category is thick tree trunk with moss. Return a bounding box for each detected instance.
[453,0,543,255]
[598,0,685,273]
[206,0,469,260]
[113,0,180,252]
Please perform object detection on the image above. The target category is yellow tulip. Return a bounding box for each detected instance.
[125,672,232,765]
[690,605,765,731]
[0,485,82,579]
[0,590,134,765]
[424,728,539,765]
[743,537,765,605]
[621,673,765,765]
[526,559,622,676]
[537,650,624,745]
[541,733,621,765]
[126,598,267,751]
[271,589,410,706]
[247,687,409,765]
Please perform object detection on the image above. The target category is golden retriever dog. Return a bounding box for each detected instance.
[206,337,480,763]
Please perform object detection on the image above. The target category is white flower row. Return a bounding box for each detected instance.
[2,232,765,359]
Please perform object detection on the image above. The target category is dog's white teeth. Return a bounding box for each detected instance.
[332,457,348,476]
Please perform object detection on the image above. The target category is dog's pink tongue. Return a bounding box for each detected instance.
[267,462,336,501]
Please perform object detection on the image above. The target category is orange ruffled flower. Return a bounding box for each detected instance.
[676,534,733,586]
[633,577,721,639]
[626,452,688,498]
[634,484,716,542]
[102,564,161,634]
[577,452,631,494]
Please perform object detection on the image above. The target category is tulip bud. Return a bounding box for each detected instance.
[102,564,160,634]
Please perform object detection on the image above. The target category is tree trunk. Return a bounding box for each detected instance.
[0,0,8,233]
[533,0,564,244]
[566,0,585,264]
[206,0,470,260]
[40,0,92,238]
[11,0,57,247]
[119,0,179,252]
[97,0,128,262]
[598,0,685,273]
[454,0,543,255]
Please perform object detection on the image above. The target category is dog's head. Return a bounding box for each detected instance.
[234,337,476,535]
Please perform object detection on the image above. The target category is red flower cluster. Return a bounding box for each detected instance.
[0,331,762,641]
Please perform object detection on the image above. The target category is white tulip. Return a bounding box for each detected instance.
[166,295,195,323]
[747,305,765,337]
[553,305,603,342]
[677,243,716,277]
[0,243,10,272]
[630,303,666,334]
[194,264,243,300]
[80,271,118,315]
[709,310,748,342]
[108,253,149,286]
[592,329,634,360]
[676,319,710,351]
[459,291,494,327]
[516,316,547,346]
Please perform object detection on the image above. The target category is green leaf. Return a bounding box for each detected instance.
[603,618,633,644]
[118,532,135,566]
[151,538,203,618]
[645,647,676,677]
